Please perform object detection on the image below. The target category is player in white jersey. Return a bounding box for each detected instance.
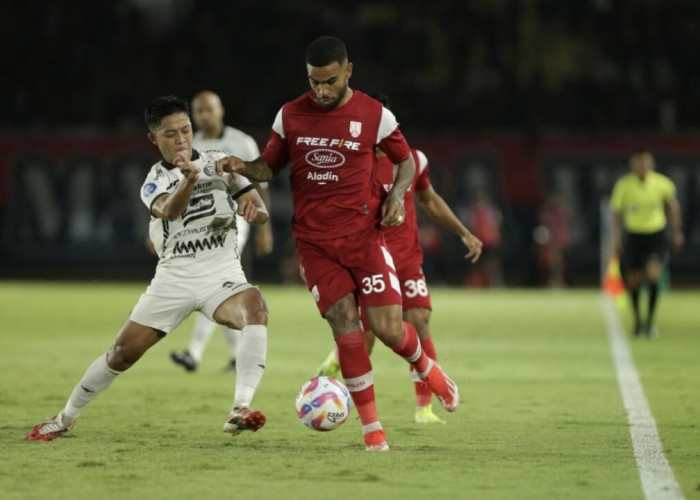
[26,95,270,441]
[170,91,274,373]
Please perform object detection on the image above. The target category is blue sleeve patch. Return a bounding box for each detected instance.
[142,182,158,197]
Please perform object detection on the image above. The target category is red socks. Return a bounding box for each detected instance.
[391,322,431,375]
[335,332,378,427]
[413,336,436,407]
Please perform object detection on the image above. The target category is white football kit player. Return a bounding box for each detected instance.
[170,126,264,371]
[131,149,256,332]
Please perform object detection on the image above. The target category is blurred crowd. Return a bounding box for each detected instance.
[5,0,700,133]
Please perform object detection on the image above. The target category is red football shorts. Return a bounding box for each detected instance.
[296,227,402,316]
[393,258,432,311]
[357,254,433,330]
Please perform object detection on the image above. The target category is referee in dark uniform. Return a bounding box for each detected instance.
[611,150,684,337]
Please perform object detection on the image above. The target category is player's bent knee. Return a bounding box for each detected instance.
[108,322,163,371]
[245,305,268,326]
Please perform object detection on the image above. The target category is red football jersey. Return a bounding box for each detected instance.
[376,149,431,264]
[261,90,411,240]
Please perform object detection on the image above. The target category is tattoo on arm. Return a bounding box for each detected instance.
[241,158,278,182]
[388,157,415,200]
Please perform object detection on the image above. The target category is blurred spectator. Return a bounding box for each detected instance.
[465,190,504,287]
[535,192,573,287]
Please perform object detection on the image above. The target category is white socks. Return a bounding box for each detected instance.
[62,354,120,419]
[188,315,241,362]
[231,325,267,411]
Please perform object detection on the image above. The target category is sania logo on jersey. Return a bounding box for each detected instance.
[173,234,227,255]
[349,121,362,138]
[305,149,346,168]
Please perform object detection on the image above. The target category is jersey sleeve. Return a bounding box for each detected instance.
[662,175,676,201]
[228,172,254,199]
[610,179,625,213]
[414,150,431,191]
[140,166,176,214]
[376,107,410,164]
[260,107,290,169]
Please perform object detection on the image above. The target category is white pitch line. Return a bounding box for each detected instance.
[601,296,684,500]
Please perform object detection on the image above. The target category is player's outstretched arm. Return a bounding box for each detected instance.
[416,185,483,263]
[382,155,415,226]
[236,189,269,226]
[152,151,199,220]
[215,156,279,182]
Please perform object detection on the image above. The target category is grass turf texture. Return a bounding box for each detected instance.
[1,282,698,499]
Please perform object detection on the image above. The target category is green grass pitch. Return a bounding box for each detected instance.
[1,282,698,499]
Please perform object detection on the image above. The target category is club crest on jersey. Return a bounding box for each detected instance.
[349,121,362,138]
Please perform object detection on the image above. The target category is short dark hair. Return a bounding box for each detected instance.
[369,93,390,110]
[305,36,348,67]
[144,95,190,131]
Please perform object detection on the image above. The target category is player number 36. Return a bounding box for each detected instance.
[404,279,428,298]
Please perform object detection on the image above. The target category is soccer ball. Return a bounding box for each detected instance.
[295,376,352,431]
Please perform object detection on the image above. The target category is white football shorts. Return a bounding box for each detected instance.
[129,268,255,334]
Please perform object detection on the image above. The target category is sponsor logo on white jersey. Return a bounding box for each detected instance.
[182,194,216,227]
[349,121,362,138]
[172,234,228,256]
[305,148,346,168]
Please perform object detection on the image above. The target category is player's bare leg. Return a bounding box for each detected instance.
[365,305,459,413]
[324,293,388,451]
[624,269,644,336]
[214,288,268,435]
[404,307,445,424]
[26,321,164,441]
[645,259,663,338]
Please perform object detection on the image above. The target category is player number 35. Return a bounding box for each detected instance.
[361,274,386,294]
[404,279,428,298]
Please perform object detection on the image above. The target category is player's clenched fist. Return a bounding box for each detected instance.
[173,150,199,184]
[381,195,406,227]
[215,155,246,177]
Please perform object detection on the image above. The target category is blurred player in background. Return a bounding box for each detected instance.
[611,150,684,338]
[316,94,482,425]
[215,36,460,451]
[27,96,269,441]
[170,90,273,373]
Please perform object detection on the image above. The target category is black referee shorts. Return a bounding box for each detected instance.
[622,230,669,271]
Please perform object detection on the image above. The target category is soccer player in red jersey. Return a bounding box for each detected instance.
[216,36,459,451]
[317,94,483,424]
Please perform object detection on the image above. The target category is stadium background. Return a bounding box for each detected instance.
[2,1,699,286]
